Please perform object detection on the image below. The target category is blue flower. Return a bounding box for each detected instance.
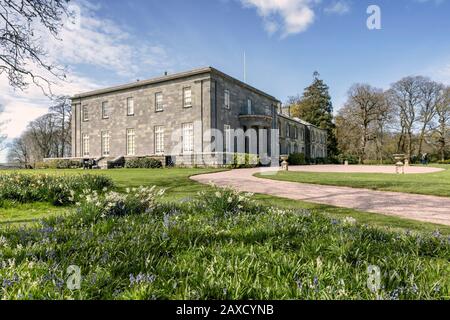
[129,273,156,286]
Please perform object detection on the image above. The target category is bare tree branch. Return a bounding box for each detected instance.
[0,0,71,94]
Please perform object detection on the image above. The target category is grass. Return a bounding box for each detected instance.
[0,185,448,300]
[24,168,225,201]
[1,167,449,235]
[254,194,450,235]
[254,165,450,198]
[0,202,69,228]
[0,168,449,300]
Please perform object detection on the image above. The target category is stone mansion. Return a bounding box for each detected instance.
[70,67,327,166]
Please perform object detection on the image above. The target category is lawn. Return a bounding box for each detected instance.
[0,180,448,300]
[0,168,450,235]
[0,168,449,300]
[1,167,449,234]
[255,165,450,198]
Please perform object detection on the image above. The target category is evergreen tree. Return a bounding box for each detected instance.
[290,72,338,157]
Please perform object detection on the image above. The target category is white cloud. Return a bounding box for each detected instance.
[436,63,450,84]
[0,0,174,162]
[0,71,100,139]
[240,0,316,37]
[43,0,171,77]
[324,1,351,15]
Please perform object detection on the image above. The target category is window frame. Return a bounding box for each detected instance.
[154,126,165,155]
[247,98,252,114]
[82,105,89,122]
[126,128,136,156]
[82,133,90,157]
[155,92,164,112]
[224,89,230,109]
[224,124,231,153]
[127,97,135,116]
[183,87,192,108]
[102,101,110,119]
[182,122,194,153]
[101,131,111,157]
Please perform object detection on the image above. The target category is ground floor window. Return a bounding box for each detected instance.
[155,126,165,154]
[101,131,111,156]
[224,124,231,153]
[182,123,194,153]
[82,134,90,157]
[127,129,136,155]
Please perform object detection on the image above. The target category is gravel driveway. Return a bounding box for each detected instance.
[191,167,450,226]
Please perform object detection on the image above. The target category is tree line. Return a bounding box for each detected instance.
[6,96,72,166]
[336,77,449,163]
[286,74,450,164]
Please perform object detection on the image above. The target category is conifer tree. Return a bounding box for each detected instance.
[291,72,338,157]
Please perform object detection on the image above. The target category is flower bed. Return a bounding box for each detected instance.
[0,185,448,300]
[0,173,114,206]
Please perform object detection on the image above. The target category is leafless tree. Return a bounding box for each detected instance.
[434,86,450,161]
[49,95,71,157]
[416,79,442,157]
[373,92,394,163]
[0,0,71,93]
[341,84,387,163]
[7,131,32,165]
[388,76,425,161]
[27,112,58,159]
[0,104,6,151]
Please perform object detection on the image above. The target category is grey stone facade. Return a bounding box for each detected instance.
[70,67,327,166]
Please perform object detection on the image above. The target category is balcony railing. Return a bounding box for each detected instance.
[240,105,273,117]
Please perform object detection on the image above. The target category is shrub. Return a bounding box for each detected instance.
[34,160,82,169]
[107,157,125,169]
[437,159,450,165]
[315,157,327,165]
[230,153,259,168]
[196,184,255,216]
[337,154,359,165]
[125,158,163,169]
[0,173,114,206]
[77,186,165,220]
[287,153,306,165]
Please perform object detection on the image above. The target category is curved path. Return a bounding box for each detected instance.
[191,167,450,226]
[283,164,444,174]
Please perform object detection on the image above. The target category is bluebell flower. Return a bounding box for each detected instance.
[432,230,441,238]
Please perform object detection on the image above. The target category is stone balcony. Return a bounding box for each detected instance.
[239,105,274,128]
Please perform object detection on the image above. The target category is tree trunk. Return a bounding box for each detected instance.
[417,123,427,157]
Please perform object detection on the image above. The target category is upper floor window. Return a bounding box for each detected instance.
[126,128,136,156]
[127,97,134,116]
[102,101,109,119]
[82,105,89,122]
[183,87,192,108]
[247,98,252,114]
[224,90,230,109]
[286,124,290,138]
[155,92,163,112]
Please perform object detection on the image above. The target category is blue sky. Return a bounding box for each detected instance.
[1,0,450,161]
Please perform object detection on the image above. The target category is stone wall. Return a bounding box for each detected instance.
[72,72,212,159]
